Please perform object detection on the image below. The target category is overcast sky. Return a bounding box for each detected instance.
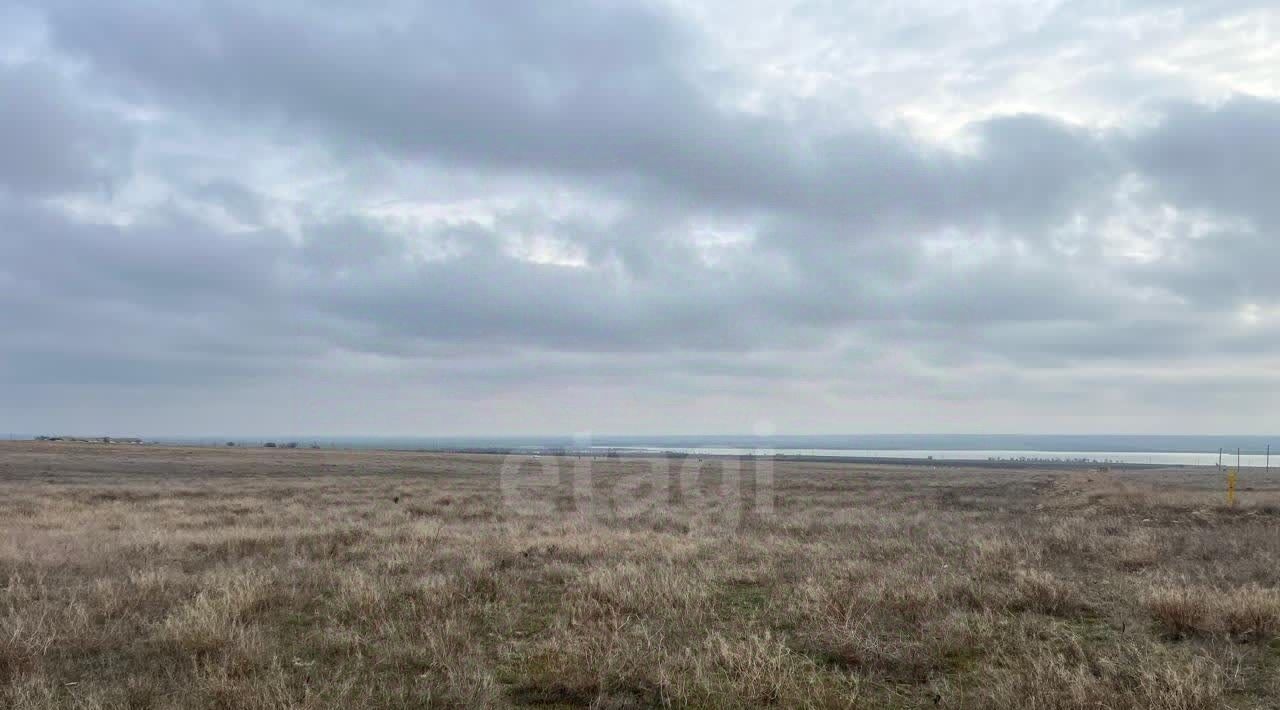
[2,1,1278,436]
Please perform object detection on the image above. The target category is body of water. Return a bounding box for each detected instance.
[142,434,1276,468]
[593,446,1270,467]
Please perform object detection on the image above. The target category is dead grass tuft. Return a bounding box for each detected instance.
[977,640,1232,710]
[1146,586,1218,638]
[1218,584,1280,640]
[4,443,1280,708]
[1146,582,1280,643]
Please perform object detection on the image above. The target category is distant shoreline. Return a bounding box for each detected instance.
[4,439,1196,470]
[435,448,1185,470]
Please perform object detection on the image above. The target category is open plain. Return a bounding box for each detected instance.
[3,441,1280,708]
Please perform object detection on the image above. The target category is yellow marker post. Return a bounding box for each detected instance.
[1226,468,1238,506]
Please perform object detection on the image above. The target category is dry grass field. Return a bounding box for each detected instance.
[3,442,1280,708]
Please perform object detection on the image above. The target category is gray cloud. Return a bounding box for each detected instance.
[1131,98,1280,228]
[35,0,1115,234]
[1120,99,1280,308]
[2,0,1279,434]
[0,60,133,196]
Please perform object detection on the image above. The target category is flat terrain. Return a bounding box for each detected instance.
[3,442,1280,709]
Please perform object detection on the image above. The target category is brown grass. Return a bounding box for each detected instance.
[3,442,1280,708]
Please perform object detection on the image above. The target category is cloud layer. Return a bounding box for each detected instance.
[2,0,1278,435]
